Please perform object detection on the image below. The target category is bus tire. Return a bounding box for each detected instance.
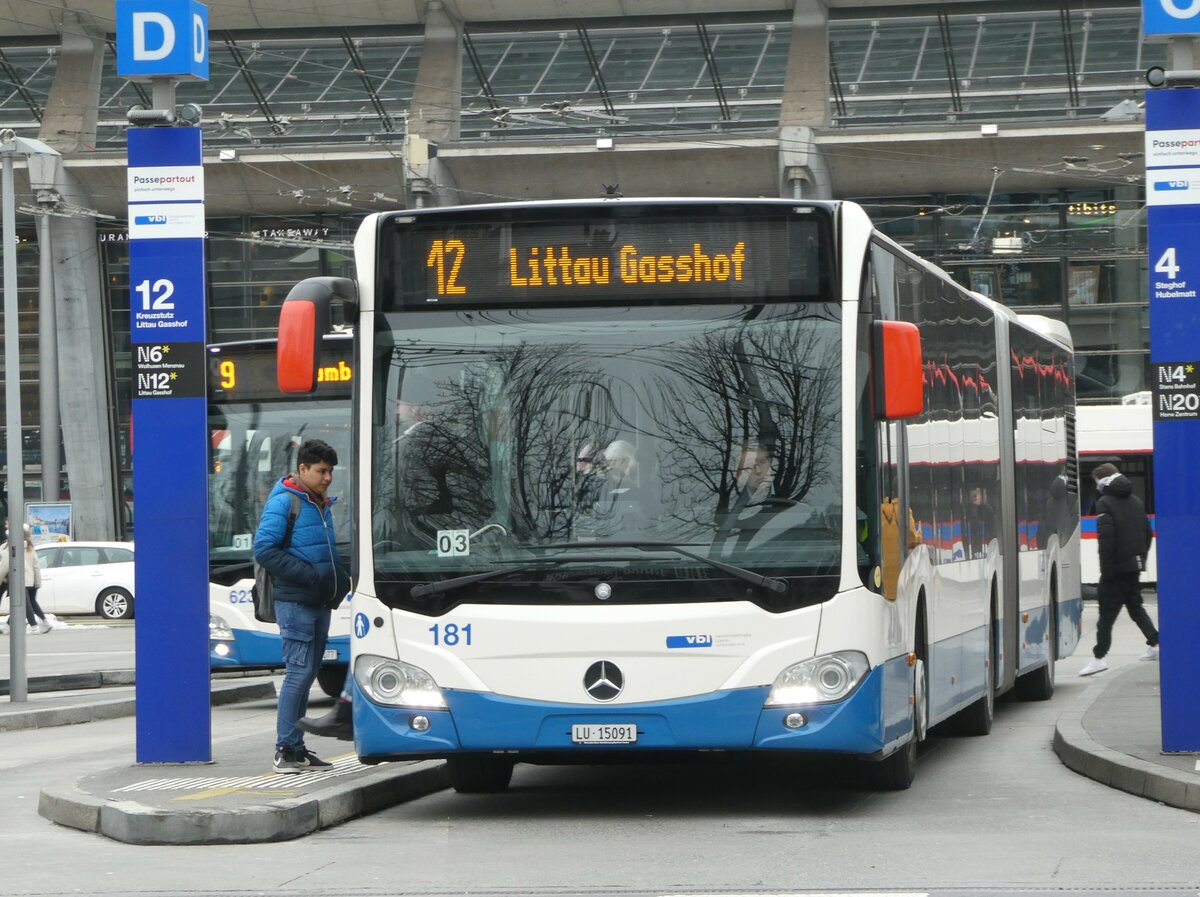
[950,612,994,736]
[316,664,347,698]
[866,735,916,791]
[1016,596,1056,702]
[446,754,515,793]
[865,620,927,791]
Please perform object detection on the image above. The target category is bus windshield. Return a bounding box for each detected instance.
[371,302,842,612]
[208,337,355,584]
[209,399,353,578]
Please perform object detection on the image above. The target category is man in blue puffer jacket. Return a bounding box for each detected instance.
[255,438,352,773]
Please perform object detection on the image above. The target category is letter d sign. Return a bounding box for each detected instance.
[1145,0,1200,36]
[117,0,210,81]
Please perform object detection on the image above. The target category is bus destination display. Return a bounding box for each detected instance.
[208,341,354,403]
[385,209,827,307]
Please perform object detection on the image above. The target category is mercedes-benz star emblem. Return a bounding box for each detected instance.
[583,660,624,702]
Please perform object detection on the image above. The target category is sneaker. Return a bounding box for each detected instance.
[1079,657,1109,677]
[1139,645,1160,662]
[293,747,333,769]
[37,619,52,634]
[273,747,303,775]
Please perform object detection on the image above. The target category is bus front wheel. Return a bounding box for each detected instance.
[865,655,925,791]
[316,665,347,698]
[446,754,515,793]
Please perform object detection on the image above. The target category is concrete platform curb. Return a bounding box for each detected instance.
[0,669,137,696]
[1053,667,1200,814]
[39,759,448,844]
[0,681,276,732]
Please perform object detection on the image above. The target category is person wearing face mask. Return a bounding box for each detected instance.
[1078,462,1159,676]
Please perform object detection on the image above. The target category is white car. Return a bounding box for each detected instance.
[1,541,136,621]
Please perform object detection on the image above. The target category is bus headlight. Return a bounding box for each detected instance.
[764,651,870,706]
[209,614,233,641]
[355,655,447,709]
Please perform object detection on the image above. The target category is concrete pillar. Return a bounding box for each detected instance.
[409,1,464,146]
[778,0,831,199]
[30,12,119,539]
[40,12,105,153]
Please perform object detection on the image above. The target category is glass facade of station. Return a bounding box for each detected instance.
[0,2,1160,533]
[0,5,1162,143]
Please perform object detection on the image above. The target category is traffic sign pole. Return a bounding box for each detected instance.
[119,0,211,763]
[1144,0,1200,752]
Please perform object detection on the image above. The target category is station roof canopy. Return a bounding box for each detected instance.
[0,1,1157,150]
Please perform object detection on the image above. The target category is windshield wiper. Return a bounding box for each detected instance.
[410,542,788,599]
[409,561,560,599]
[408,549,662,599]
[527,541,788,594]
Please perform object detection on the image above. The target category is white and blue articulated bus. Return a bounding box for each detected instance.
[274,199,1080,791]
[206,335,355,695]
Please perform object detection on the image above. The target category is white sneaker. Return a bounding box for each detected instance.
[1079,657,1109,677]
[37,619,52,634]
[1139,645,1160,661]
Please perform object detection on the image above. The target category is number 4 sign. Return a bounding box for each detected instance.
[1148,204,1200,358]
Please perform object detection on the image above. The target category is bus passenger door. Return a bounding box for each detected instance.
[995,323,1020,693]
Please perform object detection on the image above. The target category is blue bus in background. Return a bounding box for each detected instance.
[206,334,354,695]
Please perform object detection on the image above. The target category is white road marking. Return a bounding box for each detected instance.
[114,754,368,793]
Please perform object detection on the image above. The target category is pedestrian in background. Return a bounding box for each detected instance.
[1,524,50,634]
[1079,462,1159,676]
[254,439,352,773]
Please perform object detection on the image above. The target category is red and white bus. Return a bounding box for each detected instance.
[1076,398,1155,589]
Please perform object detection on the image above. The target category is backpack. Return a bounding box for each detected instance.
[252,492,302,624]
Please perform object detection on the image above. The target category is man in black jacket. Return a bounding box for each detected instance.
[1079,462,1159,676]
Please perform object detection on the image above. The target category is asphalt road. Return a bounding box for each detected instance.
[0,616,134,680]
[3,600,1198,897]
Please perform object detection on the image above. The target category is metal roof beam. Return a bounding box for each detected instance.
[221,34,286,134]
[1060,1,1081,107]
[463,29,500,110]
[937,8,963,113]
[576,23,615,117]
[0,47,42,121]
[695,18,730,121]
[340,30,395,132]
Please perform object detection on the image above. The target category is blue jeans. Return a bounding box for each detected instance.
[275,600,331,751]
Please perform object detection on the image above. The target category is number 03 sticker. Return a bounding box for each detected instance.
[436,529,470,557]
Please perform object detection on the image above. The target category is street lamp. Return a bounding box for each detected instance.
[0,128,60,703]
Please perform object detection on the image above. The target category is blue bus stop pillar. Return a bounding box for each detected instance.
[118,0,212,762]
[1146,86,1200,752]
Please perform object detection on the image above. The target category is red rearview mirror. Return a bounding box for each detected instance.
[873,320,924,420]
